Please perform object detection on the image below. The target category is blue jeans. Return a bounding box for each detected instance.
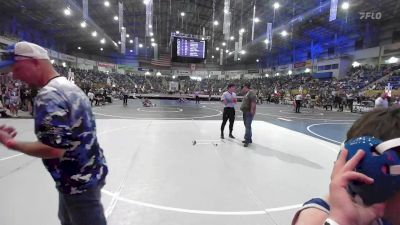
[58,184,107,225]
[243,112,254,143]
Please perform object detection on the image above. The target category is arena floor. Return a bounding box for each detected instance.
[0,99,361,225]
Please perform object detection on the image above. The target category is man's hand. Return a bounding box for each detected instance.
[0,130,16,149]
[0,125,17,137]
[329,149,385,225]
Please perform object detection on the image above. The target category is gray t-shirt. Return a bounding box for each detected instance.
[221,91,237,108]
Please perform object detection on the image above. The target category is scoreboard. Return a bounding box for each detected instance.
[176,37,206,59]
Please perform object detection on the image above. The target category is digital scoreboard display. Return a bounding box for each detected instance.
[171,36,207,63]
[176,38,206,59]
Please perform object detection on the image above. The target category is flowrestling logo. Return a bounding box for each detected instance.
[359,12,382,20]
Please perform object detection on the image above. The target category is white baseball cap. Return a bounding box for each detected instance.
[0,41,50,71]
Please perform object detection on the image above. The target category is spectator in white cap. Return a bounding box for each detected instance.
[0,41,108,225]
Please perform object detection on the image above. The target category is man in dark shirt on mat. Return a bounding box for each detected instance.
[240,83,257,147]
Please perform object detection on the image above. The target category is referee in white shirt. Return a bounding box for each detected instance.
[221,84,237,139]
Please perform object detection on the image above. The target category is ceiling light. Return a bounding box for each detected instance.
[129,39,133,43]
[176,31,180,34]
[387,57,399,64]
[151,43,157,47]
[150,32,154,36]
[201,37,205,41]
[100,48,104,51]
[80,21,87,28]
[151,38,155,42]
[181,12,185,17]
[91,31,97,37]
[216,47,220,51]
[230,36,235,40]
[118,41,121,44]
[225,50,229,53]
[143,0,150,5]
[172,75,176,79]
[114,16,119,21]
[126,34,130,38]
[288,70,293,75]
[273,2,280,9]
[352,61,361,67]
[100,38,106,44]
[113,42,118,46]
[139,44,143,48]
[149,25,153,28]
[77,46,81,50]
[256,59,259,62]
[130,50,133,53]
[222,42,226,46]
[238,58,241,61]
[212,55,215,59]
[240,50,246,55]
[341,2,350,10]
[254,17,260,23]
[64,7,71,16]
[281,30,288,37]
[305,68,311,73]
[264,39,270,44]
[265,74,269,77]
[213,20,219,26]
[104,1,110,7]
[239,28,245,34]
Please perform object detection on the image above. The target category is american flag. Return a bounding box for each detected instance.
[151,54,171,68]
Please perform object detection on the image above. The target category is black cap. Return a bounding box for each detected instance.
[227,83,236,88]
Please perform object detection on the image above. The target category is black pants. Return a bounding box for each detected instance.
[295,100,301,113]
[347,100,354,112]
[195,96,200,104]
[221,107,235,134]
[123,95,128,105]
[58,184,107,225]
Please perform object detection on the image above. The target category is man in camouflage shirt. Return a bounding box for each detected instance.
[0,42,108,225]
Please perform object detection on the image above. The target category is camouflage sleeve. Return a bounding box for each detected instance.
[34,92,72,149]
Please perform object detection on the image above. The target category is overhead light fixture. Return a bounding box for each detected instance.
[130,50,133,53]
[305,68,311,73]
[201,37,205,41]
[139,44,143,48]
[281,30,288,37]
[265,74,269,77]
[238,58,241,61]
[149,25,153,28]
[172,75,176,79]
[126,34,130,38]
[181,12,185,17]
[91,31,97,37]
[230,36,235,40]
[113,42,118,47]
[129,39,133,43]
[118,41,121,44]
[222,42,226,46]
[264,39,270,44]
[273,2,280,9]
[64,7,71,16]
[100,48,104,51]
[104,1,110,7]
[352,61,361,67]
[239,28,245,34]
[150,32,154,36]
[224,9,229,14]
[114,16,119,21]
[240,50,246,55]
[80,21,87,28]
[213,20,219,26]
[100,38,106,44]
[212,55,215,59]
[143,0,150,5]
[387,57,399,64]
[216,47,220,51]
[341,2,350,10]
[151,43,156,47]
[225,50,229,53]
[151,38,155,42]
[256,59,259,62]
[254,17,260,23]
[275,73,280,76]
[288,70,293,75]
[77,46,81,50]
[176,30,180,34]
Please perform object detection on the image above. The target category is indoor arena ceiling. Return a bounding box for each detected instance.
[0,0,399,63]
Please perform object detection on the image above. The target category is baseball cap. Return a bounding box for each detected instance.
[0,41,50,71]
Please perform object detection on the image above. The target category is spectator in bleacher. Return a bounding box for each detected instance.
[375,92,389,109]
[295,93,303,113]
[87,89,94,107]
